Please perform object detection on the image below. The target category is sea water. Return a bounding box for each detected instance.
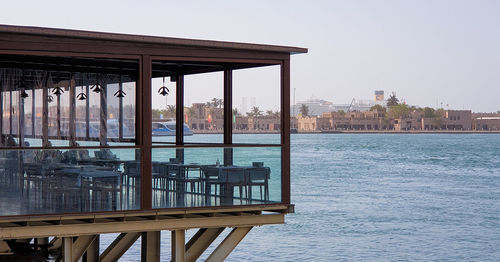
[83,134,500,261]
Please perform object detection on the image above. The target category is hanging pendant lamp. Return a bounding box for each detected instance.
[158,76,169,96]
[77,75,87,100]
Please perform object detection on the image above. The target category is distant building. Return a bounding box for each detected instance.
[291,98,333,116]
[473,117,500,131]
[375,90,384,102]
[442,110,472,130]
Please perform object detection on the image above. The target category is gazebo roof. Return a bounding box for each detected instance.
[0,24,307,55]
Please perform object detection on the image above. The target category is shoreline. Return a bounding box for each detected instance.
[192,130,500,135]
[318,130,500,134]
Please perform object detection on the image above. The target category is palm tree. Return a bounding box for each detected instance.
[386,92,399,107]
[211,98,218,108]
[166,105,176,118]
[251,106,262,117]
[232,108,240,117]
[299,104,309,116]
[266,110,274,116]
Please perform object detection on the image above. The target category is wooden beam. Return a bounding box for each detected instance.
[72,235,97,262]
[185,228,225,262]
[141,231,160,262]
[206,227,252,262]
[100,232,141,262]
[83,235,99,262]
[0,240,12,255]
[0,214,284,239]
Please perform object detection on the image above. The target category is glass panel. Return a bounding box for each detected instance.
[151,146,281,209]
[184,72,223,144]
[151,69,177,145]
[233,65,281,144]
[0,55,138,148]
[0,147,140,216]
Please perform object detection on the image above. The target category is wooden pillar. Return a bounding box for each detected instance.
[118,77,124,140]
[0,85,3,145]
[281,58,291,205]
[57,92,61,138]
[18,87,24,147]
[9,90,12,135]
[141,231,160,262]
[174,229,185,262]
[63,237,73,262]
[42,83,49,146]
[176,75,184,144]
[175,75,184,163]
[31,86,35,138]
[69,75,76,146]
[140,55,152,210]
[99,80,107,146]
[223,70,233,166]
[85,84,90,139]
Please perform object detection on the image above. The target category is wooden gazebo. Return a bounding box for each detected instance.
[0,24,306,261]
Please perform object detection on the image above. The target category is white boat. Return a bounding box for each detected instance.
[152,121,193,136]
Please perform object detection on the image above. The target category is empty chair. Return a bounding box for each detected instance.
[246,167,270,201]
[221,168,247,202]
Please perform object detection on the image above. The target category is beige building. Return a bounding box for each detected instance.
[473,117,500,131]
[441,110,472,130]
[297,116,330,131]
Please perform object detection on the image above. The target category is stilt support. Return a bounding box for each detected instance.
[206,227,252,262]
[0,240,12,255]
[100,232,141,262]
[63,237,73,262]
[83,235,100,262]
[72,235,97,262]
[173,229,185,262]
[185,228,225,262]
[141,231,160,262]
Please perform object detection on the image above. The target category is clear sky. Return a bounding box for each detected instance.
[1,0,499,112]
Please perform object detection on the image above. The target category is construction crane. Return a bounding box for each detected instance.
[347,98,356,112]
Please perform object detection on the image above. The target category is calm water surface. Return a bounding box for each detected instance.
[107,134,500,261]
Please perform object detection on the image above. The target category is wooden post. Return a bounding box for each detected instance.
[85,84,90,139]
[18,86,24,147]
[281,58,291,205]
[174,229,185,262]
[42,82,48,146]
[57,91,61,139]
[99,79,107,146]
[0,84,3,145]
[141,231,160,262]
[140,55,152,210]
[119,77,124,140]
[223,70,233,166]
[63,237,73,262]
[69,75,76,146]
[176,75,184,144]
[31,86,35,138]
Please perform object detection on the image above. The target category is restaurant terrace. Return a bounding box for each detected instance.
[0,24,306,261]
